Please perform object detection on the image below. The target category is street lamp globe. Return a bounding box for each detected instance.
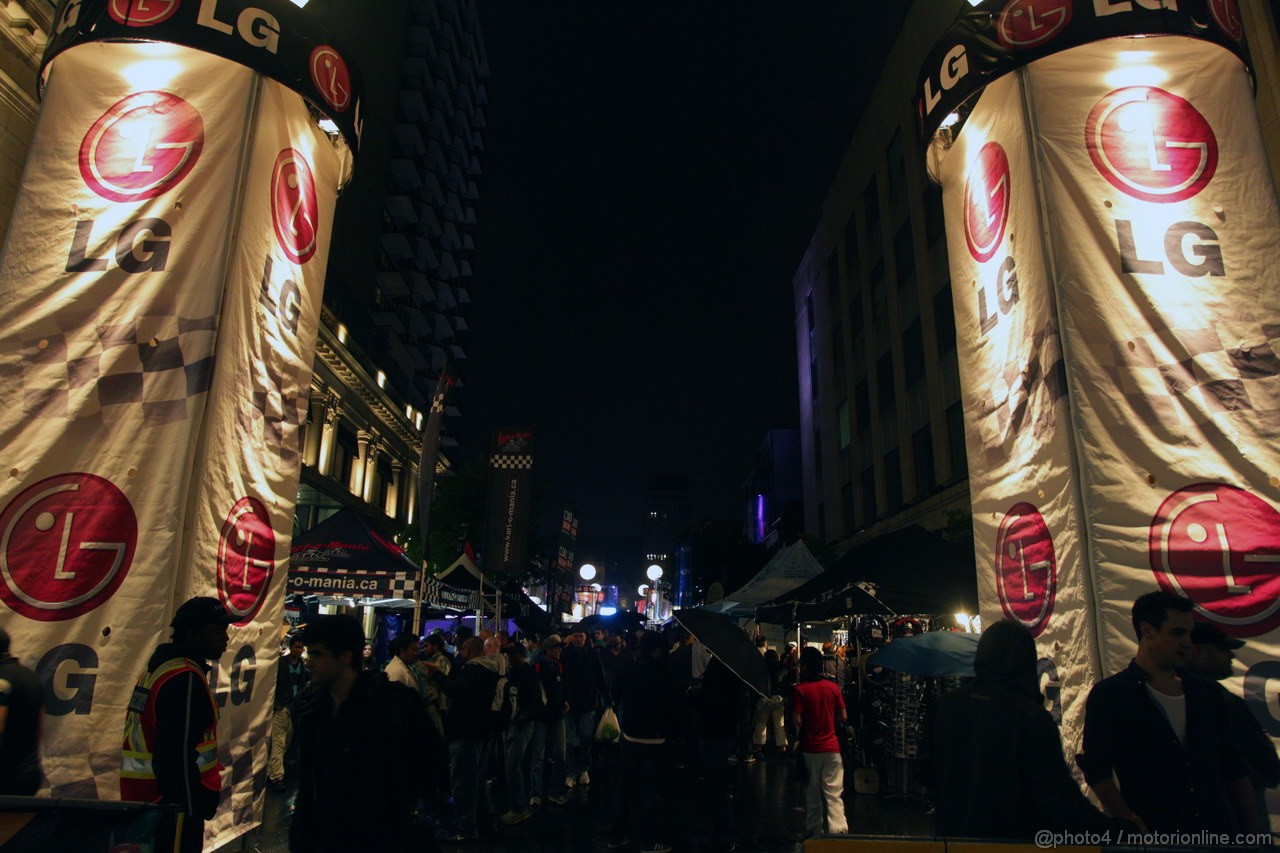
[579,564,597,581]
[638,584,649,596]
[646,564,663,581]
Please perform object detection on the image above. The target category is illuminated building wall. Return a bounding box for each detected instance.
[795,0,1280,554]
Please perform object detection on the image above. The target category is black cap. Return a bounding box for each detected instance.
[171,597,234,632]
[1191,621,1244,650]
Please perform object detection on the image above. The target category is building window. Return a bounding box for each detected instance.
[946,402,968,479]
[924,183,946,247]
[844,215,859,284]
[894,220,915,285]
[885,449,903,513]
[832,321,846,390]
[860,467,877,525]
[813,429,823,494]
[902,320,925,387]
[849,294,864,338]
[855,380,870,433]
[827,249,840,304]
[876,353,895,413]
[817,502,826,540]
[842,482,855,536]
[934,285,956,355]
[913,424,935,497]
[837,401,851,449]
[864,175,880,235]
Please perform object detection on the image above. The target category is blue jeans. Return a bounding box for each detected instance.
[504,720,535,810]
[566,708,596,778]
[530,718,566,799]
[449,739,496,838]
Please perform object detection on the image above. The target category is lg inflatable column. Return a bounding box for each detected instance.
[919,0,1279,761]
[0,1,359,847]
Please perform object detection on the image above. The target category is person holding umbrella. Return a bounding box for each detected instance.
[790,646,848,836]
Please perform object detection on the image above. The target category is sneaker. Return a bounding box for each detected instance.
[548,793,569,806]
[607,837,631,850]
[529,796,542,807]
[742,753,758,764]
[564,776,576,789]
[640,844,672,853]
[500,809,532,825]
[578,771,590,785]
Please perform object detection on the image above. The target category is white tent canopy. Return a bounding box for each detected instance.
[711,539,824,615]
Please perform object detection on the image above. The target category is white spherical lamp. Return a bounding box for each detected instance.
[646,564,663,581]
[579,564,597,581]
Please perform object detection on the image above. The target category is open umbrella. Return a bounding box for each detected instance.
[869,631,980,677]
[673,608,770,698]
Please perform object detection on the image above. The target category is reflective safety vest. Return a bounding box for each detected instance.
[120,656,221,804]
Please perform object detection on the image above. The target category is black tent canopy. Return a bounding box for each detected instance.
[753,525,977,624]
[290,506,420,574]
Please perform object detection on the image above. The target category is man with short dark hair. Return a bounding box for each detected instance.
[0,627,44,795]
[385,633,422,692]
[1186,621,1280,824]
[530,634,570,807]
[1077,590,1260,834]
[445,637,505,842]
[791,645,847,837]
[268,634,308,792]
[122,597,231,853]
[289,615,427,852]
[562,626,600,788]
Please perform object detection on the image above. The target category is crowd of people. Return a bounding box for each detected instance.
[1,588,1277,852]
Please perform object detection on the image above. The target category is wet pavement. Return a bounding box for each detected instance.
[231,748,934,853]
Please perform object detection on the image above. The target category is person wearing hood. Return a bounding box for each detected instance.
[444,637,506,842]
[927,620,1133,840]
[121,597,232,853]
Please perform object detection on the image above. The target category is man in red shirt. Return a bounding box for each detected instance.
[790,646,848,836]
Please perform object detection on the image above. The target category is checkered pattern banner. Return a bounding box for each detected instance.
[489,454,534,470]
[1,313,217,425]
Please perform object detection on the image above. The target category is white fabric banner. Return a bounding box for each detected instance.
[1025,38,1280,813]
[0,39,349,849]
[938,71,1100,758]
[177,77,344,849]
[0,42,255,801]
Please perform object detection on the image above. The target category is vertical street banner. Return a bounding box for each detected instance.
[555,506,579,615]
[417,361,456,557]
[919,0,1280,789]
[484,428,535,576]
[0,2,361,848]
[175,77,348,847]
[935,69,1098,753]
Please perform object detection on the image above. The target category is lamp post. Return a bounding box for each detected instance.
[578,564,598,617]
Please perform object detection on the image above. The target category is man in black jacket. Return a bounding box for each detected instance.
[1077,591,1260,834]
[268,634,308,791]
[530,635,570,807]
[607,632,678,853]
[289,615,427,853]
[929,620,1132,840]
[562,627,601,787]
[444,637,504,842]
[1186,621,1280,825]
[501,643,542,824]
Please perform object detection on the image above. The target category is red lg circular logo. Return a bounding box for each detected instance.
[1208,0,1244,41]
[1085,87,1217,204]
[108,0,180,27]
[271,149,319,264]
[963,142,1011,263]
[1150,483,1280,636]
[997,0,1072,50]
[80,91,204,203]
[0,474,137,621]
[216,497,275,625]
[994,502,1057,638]
[310,46,352,112]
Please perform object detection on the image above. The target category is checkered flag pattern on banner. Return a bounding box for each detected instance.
[238,326,310,465]
[0,313,216,425]
[389,573,419,598]
[490,454,533,470]
[1095,321,1280,431]
[43,735,121,800]
[972,320,1067,462]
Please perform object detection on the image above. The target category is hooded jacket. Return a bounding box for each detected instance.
[927,621,1133,840]
[446,654,505,739]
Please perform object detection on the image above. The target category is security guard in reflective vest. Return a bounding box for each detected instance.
[122,596,231,852]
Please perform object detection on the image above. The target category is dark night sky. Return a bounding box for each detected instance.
[462,3,910,548]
